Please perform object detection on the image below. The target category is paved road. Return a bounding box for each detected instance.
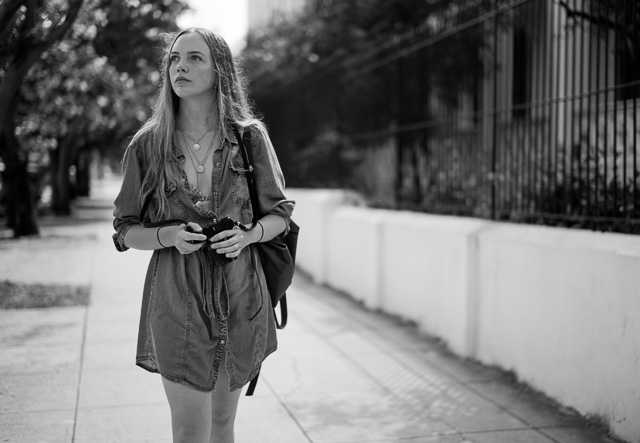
[0,176,619,443]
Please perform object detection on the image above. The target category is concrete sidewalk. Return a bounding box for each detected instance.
[0,177,619,443]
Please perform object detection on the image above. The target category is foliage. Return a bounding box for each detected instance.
[0,0,187,228]
[241,0,640,234]
[292,128,360,188]
[17,0,184,165]
[0,0,85,235]
[242,0,473,96]
[93,0,186,74]
[241,0,488,188]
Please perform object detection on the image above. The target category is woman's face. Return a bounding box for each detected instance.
[169,32,216,100]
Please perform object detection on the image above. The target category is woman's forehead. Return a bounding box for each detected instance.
[172,32,209,53]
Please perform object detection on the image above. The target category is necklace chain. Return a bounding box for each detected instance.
[183,130,216,175]
[178,123,212,151]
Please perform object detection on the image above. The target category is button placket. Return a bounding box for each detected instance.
[210,149,223,213]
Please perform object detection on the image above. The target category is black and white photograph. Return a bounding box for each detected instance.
[0,1,638,442]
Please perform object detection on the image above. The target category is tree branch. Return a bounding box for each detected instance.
[557,0,632,36]
[0,0,24,38]
[13,0,86,79]
[43,0,85,47]
[0,0,85,132]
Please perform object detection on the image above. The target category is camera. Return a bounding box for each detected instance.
[187,216,236,241]
[187,216,238,266]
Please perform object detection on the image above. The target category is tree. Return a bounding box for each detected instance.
[18,42,151,214]
[0,0,84,235]
[17,0,186,215]
[241,0,487,187]
[1,0,187,232]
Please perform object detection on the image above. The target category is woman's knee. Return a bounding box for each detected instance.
[211,390,241,425]
[210,402,237,427]
[210,385,242,433]
[162,377,212,442]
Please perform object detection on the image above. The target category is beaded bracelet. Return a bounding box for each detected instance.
[157,226,167,248]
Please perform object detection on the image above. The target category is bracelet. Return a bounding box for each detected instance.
[157,226,167,248]
[257,222,264,243]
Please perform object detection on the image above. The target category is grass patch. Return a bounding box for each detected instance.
[0,280,90,309]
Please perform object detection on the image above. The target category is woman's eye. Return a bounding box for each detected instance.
[191,55,202,61]
[169,55,179,63]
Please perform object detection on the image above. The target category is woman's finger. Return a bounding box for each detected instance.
[222,242,243,258]
[209,229,235,244]
[210,238,245,257]
[209,230,240,248]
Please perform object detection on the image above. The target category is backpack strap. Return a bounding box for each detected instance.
[245,368,260,396]
[234,126,288,330]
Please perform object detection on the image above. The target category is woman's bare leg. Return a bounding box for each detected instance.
[162,377,212,443]
[209,355,242,443]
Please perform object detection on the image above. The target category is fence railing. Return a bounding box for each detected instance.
[260,0,640,233]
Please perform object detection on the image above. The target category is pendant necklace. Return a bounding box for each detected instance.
[178,123,212,151]
[183,129,216,175]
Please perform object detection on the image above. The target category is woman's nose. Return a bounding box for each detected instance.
[176,60,188,73]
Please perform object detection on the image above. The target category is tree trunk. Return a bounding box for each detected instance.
[49,136,73,216]
[0,126,39,236]
[0,48,43,236]
[76,152,91,197]
[0,0,85,233]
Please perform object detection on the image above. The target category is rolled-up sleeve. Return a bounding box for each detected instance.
[250,126,295,230]
[112,144,144,252]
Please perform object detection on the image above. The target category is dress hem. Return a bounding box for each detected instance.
[135,343,278,393]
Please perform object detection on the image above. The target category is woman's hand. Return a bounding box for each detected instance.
[209,225,260,259]
[166,223,208,255]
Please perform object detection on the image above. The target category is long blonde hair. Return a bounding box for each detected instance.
[129,28,264,218]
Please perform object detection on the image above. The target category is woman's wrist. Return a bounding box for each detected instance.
[253,222,264,244]
[157,226,174,248]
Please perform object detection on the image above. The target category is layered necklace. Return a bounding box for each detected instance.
[181,128,216,175]
[179,125,212,151]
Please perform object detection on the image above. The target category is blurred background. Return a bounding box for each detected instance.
[1,0,639,238]
[2,2,640,442]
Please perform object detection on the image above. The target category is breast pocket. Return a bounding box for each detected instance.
[228,151,251,206]
[161,182,187,220]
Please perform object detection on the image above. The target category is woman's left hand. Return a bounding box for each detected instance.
[209,227,257,258]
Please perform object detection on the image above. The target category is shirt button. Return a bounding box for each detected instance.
[220,339,226,345]
[215,162,221,167]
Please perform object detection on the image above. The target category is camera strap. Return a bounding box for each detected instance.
[139,193,248,231]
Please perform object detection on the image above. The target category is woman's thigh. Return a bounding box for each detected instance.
[161,355,242,442]
[210,355,243,424]
[162,377,212,443]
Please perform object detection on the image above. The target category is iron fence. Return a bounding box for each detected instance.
[258,0,640,233]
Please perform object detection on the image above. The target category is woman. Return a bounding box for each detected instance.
[112,28,294,443]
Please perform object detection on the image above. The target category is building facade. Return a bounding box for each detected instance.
[247,0,306,31]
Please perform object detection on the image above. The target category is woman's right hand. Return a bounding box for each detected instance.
[167,223,208,255]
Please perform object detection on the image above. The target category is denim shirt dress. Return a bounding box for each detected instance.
[112,124,295,392]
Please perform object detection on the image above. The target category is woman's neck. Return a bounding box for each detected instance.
[177,98,220,133]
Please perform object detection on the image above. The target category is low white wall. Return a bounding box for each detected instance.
[476,225,640,441]
[378,212,488,356]
[287,189,365,285]
[325,206,391,310]
[289,188,640,443]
